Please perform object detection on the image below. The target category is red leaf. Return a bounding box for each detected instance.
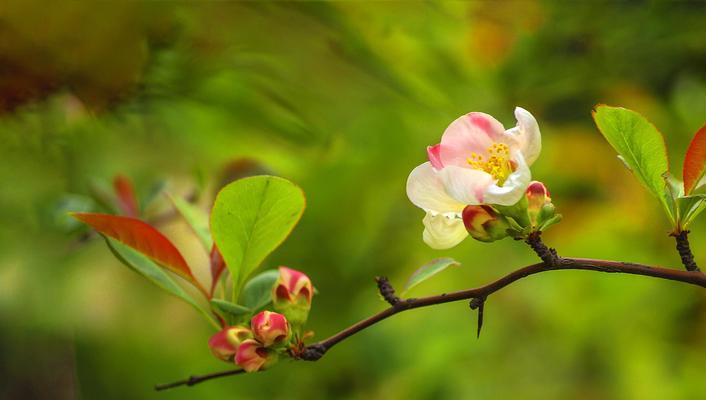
[683,124,706,195]
[71,212,207,296]
[113,175,140,217]
[209,244,226,296]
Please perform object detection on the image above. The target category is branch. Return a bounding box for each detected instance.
[154,368,244,391]
[298,257,706,361]
[156,253,706,389]
[672,230,700,272]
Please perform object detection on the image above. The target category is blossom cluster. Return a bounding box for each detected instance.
[208,267,313,372]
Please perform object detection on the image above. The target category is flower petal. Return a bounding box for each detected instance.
[427,144,444,169]
[438,165,494,205]
[422,212,468,249]
[407,162,466,213]
[482,151,531,206]
[439,113,506,167]
[504,107,541,165]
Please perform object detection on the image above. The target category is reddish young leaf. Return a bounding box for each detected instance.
[113,175,140,217]
[71,212,207,296]
[683,124,706,195]
[209,244,226,297]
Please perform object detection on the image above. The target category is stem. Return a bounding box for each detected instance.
[155,369,244,391]
[672,230,700,272]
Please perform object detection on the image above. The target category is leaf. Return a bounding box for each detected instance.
[592,105,670,203]
[70,212,207,296]
[210,299,251,320]
[168,193,212,252]
[678,194,706,228]
[683,124,706,195]
[401,258,461,295]
[240,269,279,311]
[106,238,219,329]
[113,175,140,217]
[210,176,305,298]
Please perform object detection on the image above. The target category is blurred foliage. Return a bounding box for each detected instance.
[3,1,706,399]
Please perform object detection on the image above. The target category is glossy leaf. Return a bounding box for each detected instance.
[210,176,306,297]
[683,124,706,195]
[106,238,219,329]
[402,258,461,295]
[71,212,207,295]
[168,193,212,252]
[240,269,279,311]
[592,106,670,203]
[113,175,140,217]
[210,299,251,320]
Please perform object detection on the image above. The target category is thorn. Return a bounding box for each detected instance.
[469,297,486,338]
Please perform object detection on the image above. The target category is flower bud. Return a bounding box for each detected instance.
[225,326,252,348]
[235,339,277,372]
[251,311,290,347]
[525,181,555,228]
[461,205,510,242]
[208,328,238,361]
[272,267,313,325]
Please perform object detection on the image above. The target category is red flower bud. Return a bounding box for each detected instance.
[272,267,313,306]
[235,339,276,372]
[208,328,237,361]
[461,205,510,242]
[251,311,289,347]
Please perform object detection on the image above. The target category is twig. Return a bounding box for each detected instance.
[672,230,700,272]
[525,231,562,267]
[375,276,400,305]
[154,368,244,391]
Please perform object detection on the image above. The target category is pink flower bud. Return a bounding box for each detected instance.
[272,267,313,307]
[461,205,510,242]
[225,326,252,348]
[526,181,551,211]
[208,328,238,361]
[235,339,276,372]
[251,311,289,347]
[525,181,556,229]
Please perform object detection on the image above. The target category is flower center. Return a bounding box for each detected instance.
[467,143,514,184]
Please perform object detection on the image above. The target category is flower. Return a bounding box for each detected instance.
[208,326,253,362]
[235,339,276,372]
[407,107,541,249]
[251,311,290,347]
[461,205,510,242]
[272,267,313,307]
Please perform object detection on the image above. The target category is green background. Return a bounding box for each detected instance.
[2,2,706,399]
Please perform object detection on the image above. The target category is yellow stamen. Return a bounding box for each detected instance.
[467,143,514,184]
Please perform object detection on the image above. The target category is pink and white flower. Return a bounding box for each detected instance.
[407,108,541,249]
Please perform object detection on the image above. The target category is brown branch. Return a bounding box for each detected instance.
[156,257,706,389]
[154,368,244,391]
[298,257,706,361]
[671,230,700,272]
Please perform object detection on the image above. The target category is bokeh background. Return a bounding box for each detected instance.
[3,1,706,399]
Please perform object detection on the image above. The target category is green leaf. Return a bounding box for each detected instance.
[240,269,279,311]
[401,258,461,296]
[106,238,220,329]
[210,299,251,320]
[168,194,212,252]
[210,176,306,299]
[592,105,670,207]
[678,194,706,228]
